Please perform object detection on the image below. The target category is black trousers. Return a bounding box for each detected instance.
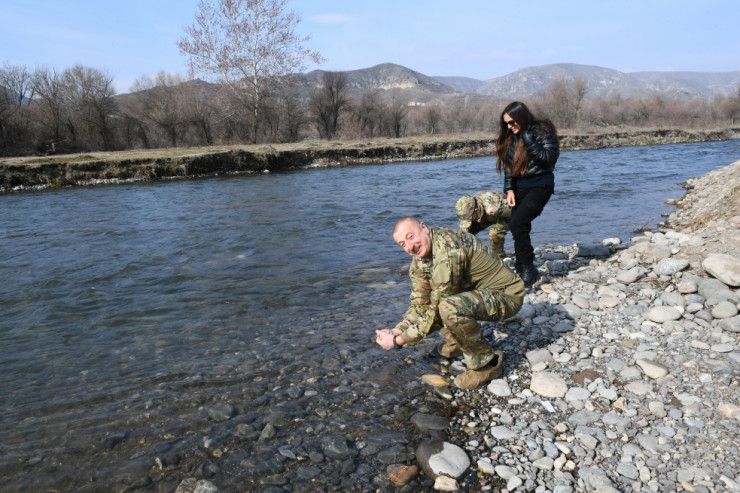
[510,186,553,267]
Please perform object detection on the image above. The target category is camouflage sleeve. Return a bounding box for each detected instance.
[481,192,510,219]
[393,259,437,343]
[429,230,466,310]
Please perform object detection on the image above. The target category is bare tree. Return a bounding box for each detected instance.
[718,85,740,125]
[60,64,117,150]
[0,62,35,151]
[32,66,65,151]
[276,83,307,142]
[449,98,476,133]
[178,0,323,144]
[385,89,410,138]
[309,71,351,140]
[129,72,190,147]
[572,77,589,125]
[540,77,571,127]
[355,89,384,138]
[422,103,442,134]
[183,80,218,145]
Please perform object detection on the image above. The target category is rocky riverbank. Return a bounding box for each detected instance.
[1,128,739,192]
[388,158,740,492]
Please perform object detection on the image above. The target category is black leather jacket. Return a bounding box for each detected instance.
[503,123,560,192]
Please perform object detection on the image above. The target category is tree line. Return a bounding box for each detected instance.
[2,61,740,157]
[3,0,740,157]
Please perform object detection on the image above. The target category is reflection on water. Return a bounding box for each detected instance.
[0,140,738,489]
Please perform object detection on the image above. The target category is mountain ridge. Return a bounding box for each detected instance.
[436,62,740,99]
[290,62,739,103]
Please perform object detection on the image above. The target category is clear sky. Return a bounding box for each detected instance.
[2,0,739,95]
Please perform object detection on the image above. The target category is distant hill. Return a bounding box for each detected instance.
[289,62,739,103]
[431,76,486,94]
[433,63,740,99]
[629,70,740,98]
[288,63,458,102]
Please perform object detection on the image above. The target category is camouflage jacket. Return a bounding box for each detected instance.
[394,227,522,343]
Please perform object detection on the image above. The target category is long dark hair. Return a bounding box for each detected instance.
[495,101,557,176]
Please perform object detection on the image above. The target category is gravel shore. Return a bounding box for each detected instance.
[405,158,740,492]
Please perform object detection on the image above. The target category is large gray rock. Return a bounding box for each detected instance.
[411,413,450,432]
[320,435,355,460]
[720,315,740,333]
[660,291,685,307]
[176,479,219,493]
[712,301,739,319]
[654,258,690,276]
[644,306,682,323]
[555,303,583,320]
[636,359,669,379]
[698,277,740,306]
[703,253,740,286]
[616,267,645,284]
[416,440,470,480]
[514,303,536,320]
[530,372,568,398]
[578,244,611,257]
[699,277,731,298]
[526,348,553,367]
[578,467,620,492]
[552,320,575,333]
[490,426,519,440]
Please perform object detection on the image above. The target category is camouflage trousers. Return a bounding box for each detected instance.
[488,219,509,258]
[437,288,522,370]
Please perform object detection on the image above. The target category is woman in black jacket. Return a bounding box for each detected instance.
[495,101,560,287]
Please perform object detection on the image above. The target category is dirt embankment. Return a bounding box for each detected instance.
[2,127,739,192]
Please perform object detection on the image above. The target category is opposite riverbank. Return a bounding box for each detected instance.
[393,158,740,491]
[1,127,739,192]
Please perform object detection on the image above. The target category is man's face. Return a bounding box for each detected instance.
[393,220,432,258]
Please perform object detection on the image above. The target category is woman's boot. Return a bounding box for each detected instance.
[521,263,540,288]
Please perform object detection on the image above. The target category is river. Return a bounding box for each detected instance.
[1,140,738,492]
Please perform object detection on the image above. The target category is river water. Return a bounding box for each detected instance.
[1,140,738,491]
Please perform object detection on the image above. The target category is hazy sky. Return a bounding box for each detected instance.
[2,0,739,94]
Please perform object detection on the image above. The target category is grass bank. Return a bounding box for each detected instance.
[2,127,739,192]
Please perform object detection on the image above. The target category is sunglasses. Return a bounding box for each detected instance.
[504,120,517,127]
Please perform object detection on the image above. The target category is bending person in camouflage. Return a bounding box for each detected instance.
[376,217,525,389]
[456,191,512,258]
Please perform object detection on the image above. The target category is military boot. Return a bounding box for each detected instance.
[521,263,540,288]
[435,341,463,359]
[453,351,504,389]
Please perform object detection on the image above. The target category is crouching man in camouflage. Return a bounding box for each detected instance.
[376,217,525,389]
[456,191,512,259]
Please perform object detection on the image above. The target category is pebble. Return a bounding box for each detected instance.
[416,440,470,479]
[422,374,450,387]
[387,464,419,486]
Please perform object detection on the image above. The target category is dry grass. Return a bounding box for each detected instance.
[0,133,495,168]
